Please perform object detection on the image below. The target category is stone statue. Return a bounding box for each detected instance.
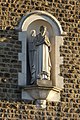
[29,26,51,84]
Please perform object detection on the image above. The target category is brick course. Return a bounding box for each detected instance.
[0,0,80,119]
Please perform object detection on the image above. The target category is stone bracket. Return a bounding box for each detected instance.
[21,85,61,102]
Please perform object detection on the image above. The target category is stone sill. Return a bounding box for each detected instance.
[22,85,62,92]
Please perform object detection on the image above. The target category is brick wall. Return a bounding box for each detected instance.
[0,0,80,119]
[0,30,21,100]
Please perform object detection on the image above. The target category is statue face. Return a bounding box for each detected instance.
[40,26,47,35]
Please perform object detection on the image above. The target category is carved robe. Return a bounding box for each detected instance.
[30,33,51,84]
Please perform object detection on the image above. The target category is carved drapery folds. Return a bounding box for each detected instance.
[28,25,51,85]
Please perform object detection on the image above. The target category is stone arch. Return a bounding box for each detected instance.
[17,11,63,36]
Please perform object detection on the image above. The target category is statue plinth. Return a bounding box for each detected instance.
[33,79,52,87]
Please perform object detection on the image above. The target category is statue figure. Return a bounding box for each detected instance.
[29,26,51,84]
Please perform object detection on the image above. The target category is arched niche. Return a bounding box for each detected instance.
[18,11,64,89]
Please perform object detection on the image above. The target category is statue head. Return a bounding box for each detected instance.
[40,26,47,36]
[30,30,36,37]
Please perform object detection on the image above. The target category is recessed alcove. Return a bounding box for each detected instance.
[17,11,66,104]
[26,20,55,85]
